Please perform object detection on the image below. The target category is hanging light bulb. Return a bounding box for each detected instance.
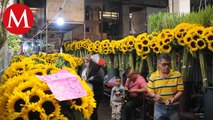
[56,16,64,26]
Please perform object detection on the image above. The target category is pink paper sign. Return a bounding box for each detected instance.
[37,69,87,101]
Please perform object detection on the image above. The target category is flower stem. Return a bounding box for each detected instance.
[199,50,208,87]
[147,54,154,74]
[181,47,189,81]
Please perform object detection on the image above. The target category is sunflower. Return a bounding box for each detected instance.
[29,68,47,76]
[207,40,213,52]
[196,38,206,50]
[3,73,34,95]
[188,40,198,53]
[22,103,47,120]
[203,27,213,42]
[142,46,150,55]
[28,88,45,104]
[71,97,89,111]
[40,94,61,117]
[13,78,42,93]
[152,46,161,54]
[126,36,135,47]
[161,44,172,53]
[7,92,29,114]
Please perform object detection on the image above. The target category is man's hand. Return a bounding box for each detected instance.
[153,94,162,102]
[165,97,177,105]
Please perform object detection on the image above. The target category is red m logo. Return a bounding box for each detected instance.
[3,4,34,34]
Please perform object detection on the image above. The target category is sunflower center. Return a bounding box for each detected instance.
[143,40,148,45]
[42,101,55,115]
[193,35,199,40]
[154,47,159,51]
[198,40,204,47]
[16,68,23,71]
[74,98,82,105]
[22,87,32,92]
[138,44,142,49]
[36,72,43,75]
[177,34,182,38]
[208,35,213,40]
[15,117,24,120]
[28,111,41,120]
[165,39,170,43]
[44,90,52,94]
[191,42,196,48]
[163,45,169,49]
[197,30,203,34]
[14,99,25,112]
[187,37,191,42]
[30,95,40,103]
[143,46,148,51]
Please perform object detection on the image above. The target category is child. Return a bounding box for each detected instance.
[110,77,125,120]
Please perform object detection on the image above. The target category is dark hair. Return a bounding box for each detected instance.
[158,53,172,62]
[124,66,132,75]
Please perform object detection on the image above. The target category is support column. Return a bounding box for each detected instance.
[169,0,190,13]
[120,3,130,37]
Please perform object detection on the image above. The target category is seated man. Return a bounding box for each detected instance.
[123,67,148,120]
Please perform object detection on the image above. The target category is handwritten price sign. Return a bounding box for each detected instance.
[37,69,87,101]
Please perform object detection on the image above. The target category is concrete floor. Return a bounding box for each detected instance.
[98,94,143,120]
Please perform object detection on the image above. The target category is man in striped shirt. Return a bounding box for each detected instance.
[148,53,184,120]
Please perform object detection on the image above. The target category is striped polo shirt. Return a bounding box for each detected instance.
[148,69,184,102]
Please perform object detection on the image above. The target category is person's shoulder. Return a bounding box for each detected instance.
[171,71,182,77]
[149,71,158,79]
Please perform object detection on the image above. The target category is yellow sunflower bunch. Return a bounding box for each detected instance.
[118,38,127,53]
[156,29,174,53]
[81,39,92,50]
[124,35,136,52]
[135,33,151,59]
[174,23,201,46]
[0,53,96,120]
[64,41,72,51]
[202,26,213,52]
[148,32,161,54]
[45,53,58,64]
[183,26,206,54]
[57,53,77,69]
[92,41,101,53]
[70,40,77,51]
[99,39,114,55]
[87,43,94,54]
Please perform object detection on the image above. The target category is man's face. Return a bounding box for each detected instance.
[159,59,171,74]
